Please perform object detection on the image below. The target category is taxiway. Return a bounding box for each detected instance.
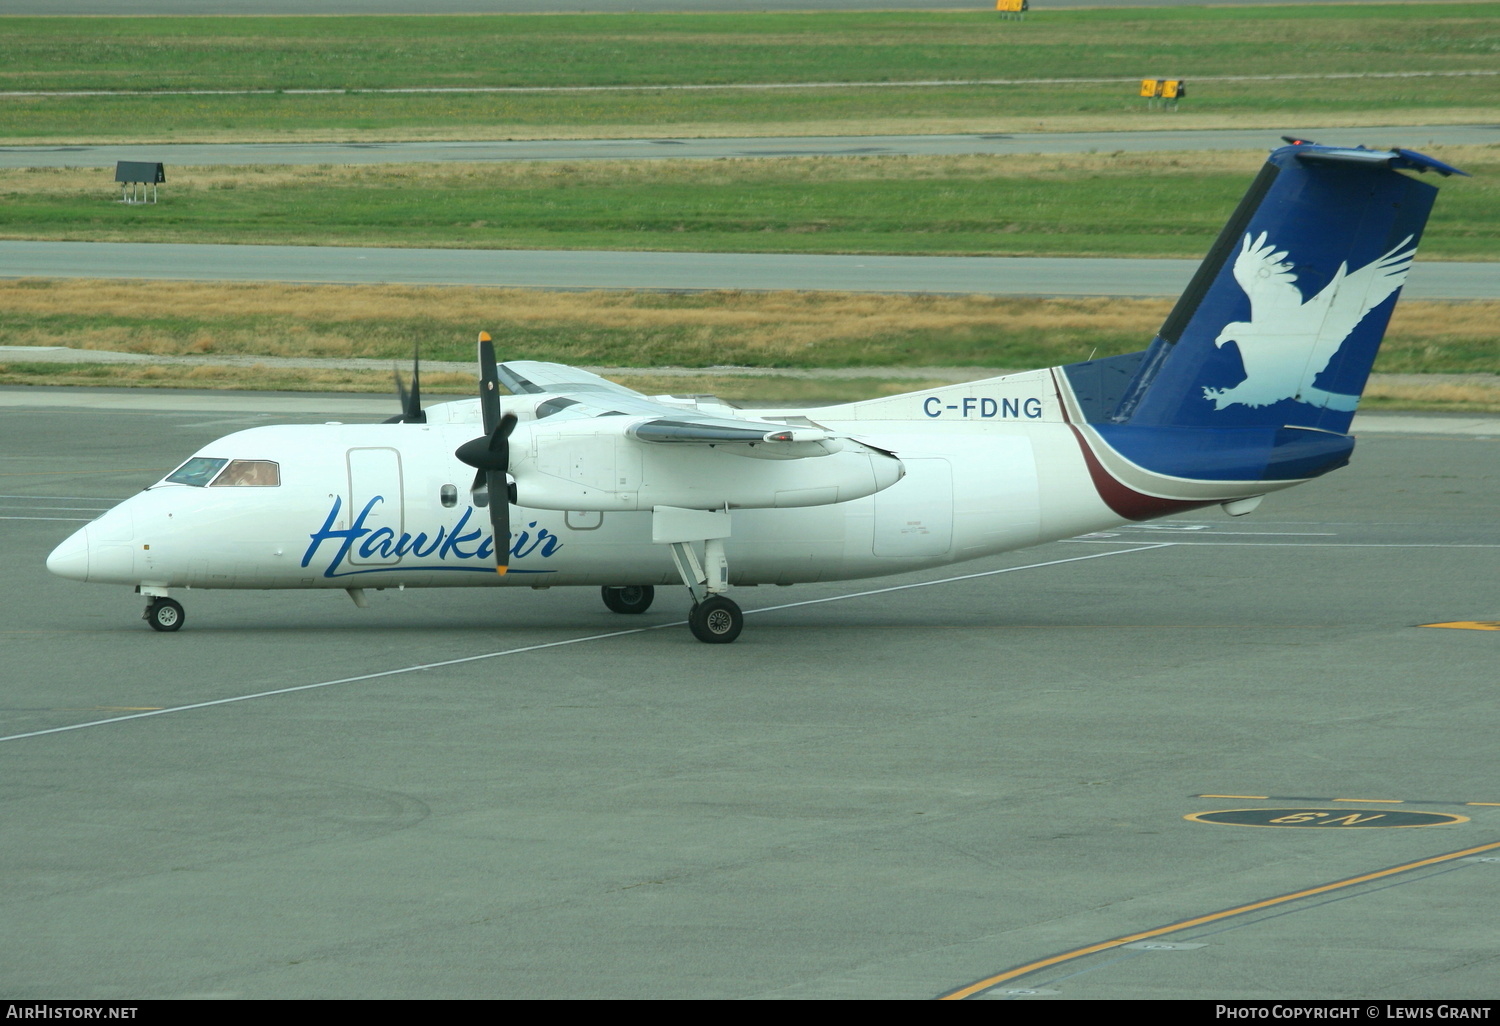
[5,126,1494,170]
[3,391,1497,999]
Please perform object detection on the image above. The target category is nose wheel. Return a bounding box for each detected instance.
[144,597,184,632]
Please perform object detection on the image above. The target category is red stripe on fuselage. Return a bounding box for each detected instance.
[1049,367,1215,522]
[1065,423,1216,522]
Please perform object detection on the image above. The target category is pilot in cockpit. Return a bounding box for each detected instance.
[165,457,281,488]
[211,459,280,488]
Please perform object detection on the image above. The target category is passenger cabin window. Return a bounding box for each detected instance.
[165,457,228,487]
[440,484,458,508]
[209,460,281,488]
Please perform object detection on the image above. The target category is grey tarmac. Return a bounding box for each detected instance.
[3,240,1495,300]
[2,388,1498,999]
[6,0,1497,1002]
[5,126,1495,170]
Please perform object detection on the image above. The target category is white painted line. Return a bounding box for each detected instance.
[0,515,94,522]
[0,495,123,501]
[1121,530,1338,537]
[747,543,1174,616]
[0,625,680,744]
[0,506,110,512]
[0,544,1169,744]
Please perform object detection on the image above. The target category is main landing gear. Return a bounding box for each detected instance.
[601,585,655,615]
[656,507,745,645]
[688,594,743,644]
[611,508,749,644]
[144,596,184,632]
[602,579,742,642]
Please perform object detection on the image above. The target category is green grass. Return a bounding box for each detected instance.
[0,7,1496,141]
[4,77,1495,145]
[3,153,1494,260]
[4,8,1497,90]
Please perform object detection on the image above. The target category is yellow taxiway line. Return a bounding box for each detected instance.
[939,837,1500,1000]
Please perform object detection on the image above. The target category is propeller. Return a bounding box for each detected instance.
[383,345,426,424]
[454,332,516,574]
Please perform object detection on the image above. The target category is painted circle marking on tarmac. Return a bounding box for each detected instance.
[1185,808,1469,829]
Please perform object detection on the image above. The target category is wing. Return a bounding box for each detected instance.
[496,361,905,512]
[1231,231,1305,321]
[495,360,649,401]
[499,360,836,452]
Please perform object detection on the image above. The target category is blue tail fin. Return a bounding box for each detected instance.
[1062,141,1464,484]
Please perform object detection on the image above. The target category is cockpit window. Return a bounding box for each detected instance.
[209,460,281,488]
[165,457,228,487]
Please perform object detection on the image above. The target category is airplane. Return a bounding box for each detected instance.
[46,139,1466,643]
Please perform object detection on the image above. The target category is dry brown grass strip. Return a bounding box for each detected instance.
[0,279,1177,361]
[5,360,1495,410]
[2,279,1495,372]
[3,144,1493,195]
[0,362,941,403]
[1361,379,1500,413]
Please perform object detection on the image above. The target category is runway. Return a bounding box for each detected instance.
[3,390,1498,999]
[6,125,1493,171]
[4,240,1495,300]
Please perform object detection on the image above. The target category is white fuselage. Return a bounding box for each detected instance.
[46,370,1279,595]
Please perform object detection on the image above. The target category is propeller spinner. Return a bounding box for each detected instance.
[454,332,516,574]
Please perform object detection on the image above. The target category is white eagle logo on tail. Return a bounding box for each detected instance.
[1202,231,1416,413]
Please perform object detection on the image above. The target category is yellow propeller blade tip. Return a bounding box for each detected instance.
[495,565,508,575]
[479,331,491,342]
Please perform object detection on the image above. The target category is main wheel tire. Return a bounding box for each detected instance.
[688,595,743,644]
[145,598,184,633]
[601,585,655,615]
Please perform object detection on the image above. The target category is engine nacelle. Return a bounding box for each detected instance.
[511,426,903,512]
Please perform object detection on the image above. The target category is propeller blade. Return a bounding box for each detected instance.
[406,345,424,422]
[384,345,427,424]
[392,371,409,416]
[457,331,514,573]
[478,331,500,436]
[486,468,510,573]
[486,414,516,573]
